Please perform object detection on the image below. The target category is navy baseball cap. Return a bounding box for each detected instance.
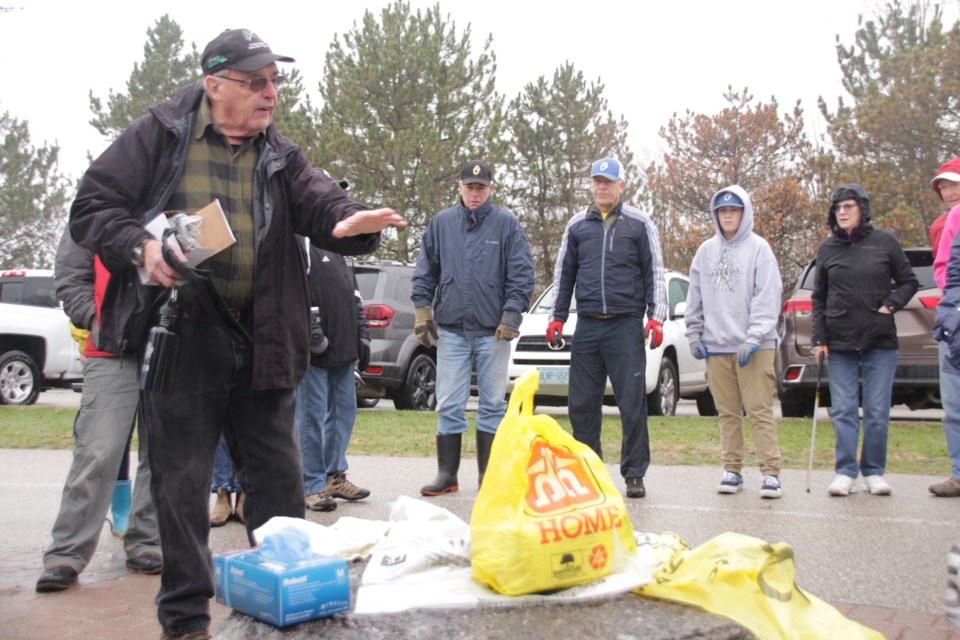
[712,191,744,210]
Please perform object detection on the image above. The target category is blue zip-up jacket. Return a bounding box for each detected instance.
[548,201,667,324]
[412,197,534,337]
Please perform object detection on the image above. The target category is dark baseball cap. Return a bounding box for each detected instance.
[201,29,295,75]
[459,160,492,186]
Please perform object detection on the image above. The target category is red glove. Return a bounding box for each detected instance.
[644,320,663,349]
[546,321,564,347]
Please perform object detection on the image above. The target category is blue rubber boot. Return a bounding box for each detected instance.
[110,480,131,538]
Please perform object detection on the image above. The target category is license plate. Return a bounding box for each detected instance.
[537,366,569,386]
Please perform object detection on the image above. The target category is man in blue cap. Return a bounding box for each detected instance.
[547,157,667,498]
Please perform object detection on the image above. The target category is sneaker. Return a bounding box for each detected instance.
[931,477,960,497]
[305,491,337,512]
[759,475,782,499]
[625,476,645,499]
[326,471,370,501]
[864,475,892,495]
[717,471,743,494]
[828,474,858,497]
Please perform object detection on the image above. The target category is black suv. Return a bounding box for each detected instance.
[354,261,437,411]
[776,248,941,417]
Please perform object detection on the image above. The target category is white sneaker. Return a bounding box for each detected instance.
[828,474,858,496]
[864,475,892,495]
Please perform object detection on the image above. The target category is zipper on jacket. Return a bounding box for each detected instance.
[601,225,613,314]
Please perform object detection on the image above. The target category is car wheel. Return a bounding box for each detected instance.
[394,353,437,411]
[696,390,718,416]
[356,397,380,409]
[779,394,814,418]
[0,350,41,406]
[647,357,678,416]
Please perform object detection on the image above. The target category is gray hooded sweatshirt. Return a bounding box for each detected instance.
[684,185,782,354]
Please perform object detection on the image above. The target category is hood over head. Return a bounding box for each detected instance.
[710,184,753,243]
[828,183,871,239]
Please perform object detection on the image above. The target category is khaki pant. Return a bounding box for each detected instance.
[705,349,781,477]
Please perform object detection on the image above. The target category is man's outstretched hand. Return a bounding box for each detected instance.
[333,209,406,238]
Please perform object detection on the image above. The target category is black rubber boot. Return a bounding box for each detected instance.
[420,434,461,496]
[476,430,495,489]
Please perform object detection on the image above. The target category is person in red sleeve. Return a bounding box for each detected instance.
[546,157,668,499]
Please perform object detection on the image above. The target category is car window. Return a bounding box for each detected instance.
[668,278,687,315]
[0,278,58,308]
[392,274,413,306]
[355,270,380,301]
[530,285,577,314]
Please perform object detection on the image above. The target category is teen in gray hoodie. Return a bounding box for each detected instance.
[685,185,783,498]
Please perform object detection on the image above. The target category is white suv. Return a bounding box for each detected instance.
[506,270,716,416]
[0,270,83,405]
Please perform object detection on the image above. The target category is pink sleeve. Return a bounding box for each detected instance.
[935,205,960,290]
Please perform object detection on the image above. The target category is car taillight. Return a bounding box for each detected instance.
[364,366,383,375]
[782,299,812,318]
[363,304,395,328]
[0,270,26,277]
[783,365,803,382]
[919,296,941,309]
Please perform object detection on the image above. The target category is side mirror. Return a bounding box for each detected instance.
[672,301,686,319]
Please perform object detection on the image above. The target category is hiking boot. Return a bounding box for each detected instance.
[234,492,245,524]
[759,475,782,499]
[126,552,162,575]
[864,475,892,496]
[828,474,858,497]
[305,491,337,512]
[36,565,78,593]
[625,476,645,499]
[326,472,370,501]
[930,477,960,497]
[717,471,743,494]
[209,489,232,527]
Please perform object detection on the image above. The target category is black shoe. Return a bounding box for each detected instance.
[36,565,78,592]
[125,552,162,575]
[625,476,646,499]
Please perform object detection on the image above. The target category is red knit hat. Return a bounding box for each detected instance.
[932,157,960,201]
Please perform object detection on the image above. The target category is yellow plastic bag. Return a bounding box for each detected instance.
[470,369,636,595]
[638,531,884,640]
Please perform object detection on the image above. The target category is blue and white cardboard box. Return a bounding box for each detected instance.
[214,547,350,627]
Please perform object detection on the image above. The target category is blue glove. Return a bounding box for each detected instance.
[690,340,708,360]
[737,343,759,367]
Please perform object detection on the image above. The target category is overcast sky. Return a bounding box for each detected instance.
[2,0,956,182]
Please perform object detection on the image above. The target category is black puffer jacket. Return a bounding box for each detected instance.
[811,183,918,351]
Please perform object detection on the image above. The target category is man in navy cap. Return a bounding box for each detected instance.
[547,157,667,498]
[70,28,404,640]
[412,159,534,497]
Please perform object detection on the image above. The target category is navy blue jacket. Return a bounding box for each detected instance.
[549,201,667,324]
[411,197,534,337]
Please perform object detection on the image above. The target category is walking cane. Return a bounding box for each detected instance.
[805,351,824,493]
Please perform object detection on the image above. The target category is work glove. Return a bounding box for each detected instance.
[689,339,708,360]
[309,321,329,355]
[737,342,759,368]
[546,321,565,347]
[644,320,663,349]
[414,306,439,348]
[495,310,523,341]
[357,338,371,371]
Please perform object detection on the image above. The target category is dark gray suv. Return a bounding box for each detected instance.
[776,248,941,417]
[354,261,437,411]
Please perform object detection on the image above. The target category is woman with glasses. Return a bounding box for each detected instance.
[811,184,918,497]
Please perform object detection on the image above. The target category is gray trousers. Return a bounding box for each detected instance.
[43,355,159,571]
